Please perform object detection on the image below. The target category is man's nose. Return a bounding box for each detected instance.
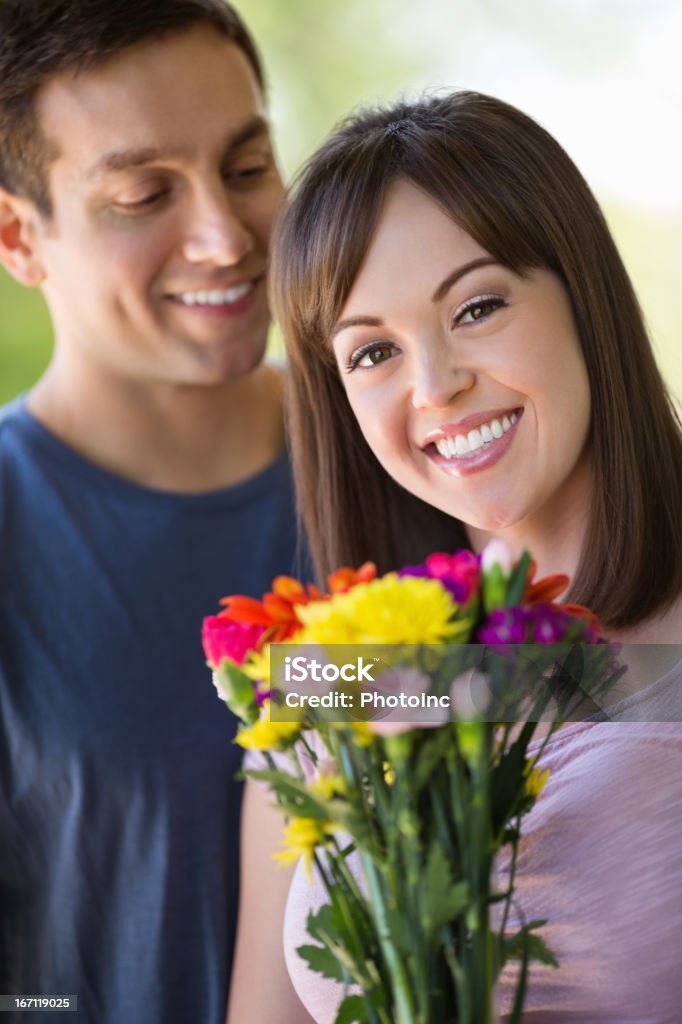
[181,190,254,266]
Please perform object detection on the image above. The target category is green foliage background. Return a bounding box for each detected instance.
[0,0,679,407]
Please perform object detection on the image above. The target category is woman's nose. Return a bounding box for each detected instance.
[410,346,475,410]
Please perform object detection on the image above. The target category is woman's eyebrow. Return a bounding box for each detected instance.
[431,256,499,302]
[330,315,383,341]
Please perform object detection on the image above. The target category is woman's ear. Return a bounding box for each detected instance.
[0,189,46,287]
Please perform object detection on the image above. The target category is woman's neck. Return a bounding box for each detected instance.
[467,498,586,584]
[466,449,592,583]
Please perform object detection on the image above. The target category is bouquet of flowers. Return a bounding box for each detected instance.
[203,542,619,1024]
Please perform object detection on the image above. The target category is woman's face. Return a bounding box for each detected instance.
[331,179,592,538]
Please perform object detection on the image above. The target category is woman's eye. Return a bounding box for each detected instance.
[453,295,506,326]
[347,343,395,371]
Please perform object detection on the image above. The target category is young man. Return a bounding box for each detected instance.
[0,3,302,1021]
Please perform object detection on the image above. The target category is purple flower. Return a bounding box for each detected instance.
[525,604,572,644]
[478,608,526,644]
[399,564,431,581]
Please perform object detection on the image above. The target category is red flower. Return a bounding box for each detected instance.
[217,564,377,646]
[219,575,324,644]
[327,562,377,594]
[523,560,569,605]
[523,561,603,638]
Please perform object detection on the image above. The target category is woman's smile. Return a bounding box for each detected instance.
[422,407,522,476]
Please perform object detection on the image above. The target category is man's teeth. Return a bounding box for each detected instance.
[177,282,253,306]
[435,412,518,458]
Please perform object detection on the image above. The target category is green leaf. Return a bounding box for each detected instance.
[490,745,527,834]
[504,549,532,607]
[503,920,559,968]
[413,727,452,792]
[503,920,558,1024]
[523,931,559,968]
[305,904,337,942]
[334,995,370,1024]
[421,842,470,932]
[304,902,376,980]
[214,661,258,721]
[482,562,507,612]
[384,907,411,953]
[297,944,348,982]
[243,770,336,820]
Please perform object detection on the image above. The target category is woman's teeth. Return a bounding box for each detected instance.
[434,412,518,458]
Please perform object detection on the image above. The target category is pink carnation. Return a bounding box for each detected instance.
[399,550,480,604]
[201,615,265,669]
[424,550,480,604]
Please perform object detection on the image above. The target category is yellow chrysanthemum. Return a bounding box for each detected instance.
[349,721,375,747]
[295,574,459,645]
[309,771,348,801]
[235,700,301,751]
[524,757,551,799]
[242,645,272,689]
[273,816,333,878]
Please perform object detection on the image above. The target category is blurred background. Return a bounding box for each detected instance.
[1,0,679,407]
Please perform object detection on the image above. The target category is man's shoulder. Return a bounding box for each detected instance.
[0,395,25,430]
[0,395,29,459]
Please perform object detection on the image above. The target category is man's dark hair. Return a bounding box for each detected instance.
[0,0,265,214]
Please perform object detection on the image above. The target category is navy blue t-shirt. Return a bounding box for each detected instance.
[0,399,302,1023]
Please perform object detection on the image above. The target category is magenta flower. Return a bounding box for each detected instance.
[400,550,480,604]
[202,615,265,669]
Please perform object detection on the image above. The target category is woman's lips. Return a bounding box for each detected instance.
[424,409,523,477]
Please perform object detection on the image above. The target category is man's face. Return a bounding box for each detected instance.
[31,25,284,386]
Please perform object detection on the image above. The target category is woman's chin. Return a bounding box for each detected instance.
[436,501,525,535]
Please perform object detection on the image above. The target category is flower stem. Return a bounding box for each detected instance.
[360,851,416,1024]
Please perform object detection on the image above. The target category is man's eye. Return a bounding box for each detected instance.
[453,295,506,326]
[117,190,168,211]
[225,163,270,186]
[347,343,395,371]
[235,165,267,177]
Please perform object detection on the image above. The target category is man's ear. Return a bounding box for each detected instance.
[0,189,47,287]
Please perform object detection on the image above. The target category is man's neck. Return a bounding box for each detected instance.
[27,360,284,493]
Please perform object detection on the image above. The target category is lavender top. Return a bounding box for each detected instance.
[281,659,682,1023]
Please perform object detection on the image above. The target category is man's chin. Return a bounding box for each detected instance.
[183,334,269,384]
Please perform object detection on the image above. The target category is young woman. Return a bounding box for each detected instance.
[227,92,682,1023]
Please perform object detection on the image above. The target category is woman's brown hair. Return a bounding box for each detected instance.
[271,91,682,629]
